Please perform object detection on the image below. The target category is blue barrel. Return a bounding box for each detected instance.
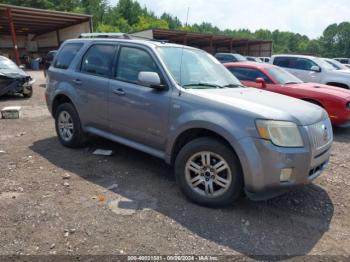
[30,58,40,70]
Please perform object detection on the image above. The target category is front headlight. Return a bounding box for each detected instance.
[256,120,304,147]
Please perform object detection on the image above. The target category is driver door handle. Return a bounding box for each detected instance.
[113,88,125,96]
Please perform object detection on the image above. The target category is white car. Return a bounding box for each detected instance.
[270,54,350,89]
[259,57,270,63]
[323,58,350,71]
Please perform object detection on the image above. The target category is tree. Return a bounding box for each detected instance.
[132,16,169,32]
[116,0,142,25]
[161,13,182,29]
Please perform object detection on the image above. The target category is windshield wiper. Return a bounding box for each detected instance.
[182,82,223,89]
[222,83,245,88]
[284,82,301,84]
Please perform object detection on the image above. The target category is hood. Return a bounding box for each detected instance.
[186,88,326,126]
[0,67,28,79]
[294,83,350,99]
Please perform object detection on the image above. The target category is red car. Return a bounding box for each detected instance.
[224,62,350,126]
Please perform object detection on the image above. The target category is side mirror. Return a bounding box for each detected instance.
[19,65,25,69]
[310,65,321,72]
[255,77,266,88]
[138,71,165,90]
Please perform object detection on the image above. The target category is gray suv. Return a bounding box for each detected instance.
[46,37,333,206]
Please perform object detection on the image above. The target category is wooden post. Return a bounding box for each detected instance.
[6,8,20,65]
[259,43,262,56]
[183,34,188,45]
[56,30,60,47]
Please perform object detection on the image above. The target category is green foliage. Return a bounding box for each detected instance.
[132,16,169,32]
[2,0,350,57]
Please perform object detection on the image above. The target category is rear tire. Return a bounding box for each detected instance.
[174,137,243,207]
[55,103,87,148]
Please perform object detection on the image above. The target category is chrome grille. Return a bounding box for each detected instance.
[308,119,333,150]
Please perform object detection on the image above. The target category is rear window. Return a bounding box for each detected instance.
[215,54,236,62]
[54,43,83,69]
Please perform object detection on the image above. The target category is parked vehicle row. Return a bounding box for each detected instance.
[224,62,350,127]
[334,57,350,68]
[46,35,333,207]
[270,54,350,89]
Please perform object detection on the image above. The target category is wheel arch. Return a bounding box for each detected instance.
[326,82,349,89]
[168,126,243,168]
[301,98,325,108]
[52,94,73,117]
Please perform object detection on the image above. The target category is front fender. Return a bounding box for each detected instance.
[164,110,250,164]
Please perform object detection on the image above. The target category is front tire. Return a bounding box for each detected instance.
[174,137,243,207]
[55,103,87,148]
[22,86,33,98]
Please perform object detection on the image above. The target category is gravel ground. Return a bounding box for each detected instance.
[0,71,349,260]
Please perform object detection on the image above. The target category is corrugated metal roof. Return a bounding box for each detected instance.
[0,4,91,35]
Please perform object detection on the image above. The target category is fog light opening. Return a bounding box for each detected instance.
[280,168,293,182]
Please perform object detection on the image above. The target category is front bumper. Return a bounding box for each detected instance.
[0,76,34,96]
[237,119,332,201]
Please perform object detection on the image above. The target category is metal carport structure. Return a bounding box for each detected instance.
[131,29,273,57]
[0,4,92,65]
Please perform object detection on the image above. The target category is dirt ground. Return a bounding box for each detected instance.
[0,71,349,260]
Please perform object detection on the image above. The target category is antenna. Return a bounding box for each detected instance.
[185,7,190,27]
[178,6,190,96]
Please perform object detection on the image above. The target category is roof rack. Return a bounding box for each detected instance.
[78,32,169,44]
[79,33,131,39]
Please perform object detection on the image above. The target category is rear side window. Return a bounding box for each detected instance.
[228,67,272,83]
[54,43,83,69]
[81,44,116,77]
[273,57,291,68]
[116,47,160,83]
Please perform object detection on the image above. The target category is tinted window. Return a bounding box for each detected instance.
[273,57,292,68]
[116,47,160,83]
[54,43,83,69]
[228,67,272,83]
[81,44,116,77]
[215,54,237,62]
[291,58,317,71]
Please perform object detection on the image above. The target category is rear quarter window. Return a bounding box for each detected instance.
[54,43,83,70]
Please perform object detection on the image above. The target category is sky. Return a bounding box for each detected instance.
[109,0,350,39]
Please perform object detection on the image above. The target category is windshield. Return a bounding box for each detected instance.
[266,66,303,84]
[313,57,336,71]
[0,57,17,70]
[234,53,248,61]
[157,47,242,89]
[324,58,348,70]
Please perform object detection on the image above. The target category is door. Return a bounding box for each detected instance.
[289,57,322,83]
[108,45,171,150]
[74,43,117,130]
[227,67,276,90]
